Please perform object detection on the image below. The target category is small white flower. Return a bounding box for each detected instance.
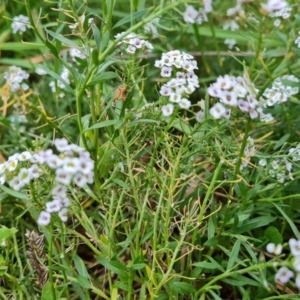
[52,185,67,197]
[9,176,23,191]
[196,110,204,122]
[7,157,18,172]
[275,267,294,284]
[28,164,43,179]
[0,163,6,174]
[38,149,53,164]
[161,104,174,117]
[62,157,80,174]
[58,197,70,208]
[161,54,174,67]
[219,91,238,106]
[266,243,282,255]
[154,60,163,68]
[183,5,198,24]
[296,273,300,290]
[209,103,226,119]
[169,93,182,103]
[58,208,68,222]
[46,154,63,169]
[54,138,70,152]
[259,159,267,167]
[179,98,191,109]
[46,200,61,213]
[289,238,300,257]
[77,158,94,175]
[160,85,172,96]
[18,168,32,185]
[0,175,6,184]
[161,66,172,77]
[216,75,233,90]
[73,173,88,187]
[129,38,144,49]
[11,15,30,34]
[126,44,136,54]
[37,211,51,226]
[55,169,73,185]
[35,66,47,75]
[69,48,86,62]
[293,257,300,272]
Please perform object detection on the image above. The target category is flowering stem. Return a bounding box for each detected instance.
[97,1,185,63]
[48,222,57,300]
[76,65,97,150]
[152,220,188,298]
[233,118,252,185]
[195,261,276,297]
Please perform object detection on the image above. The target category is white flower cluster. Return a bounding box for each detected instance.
[4,66,30,92]
[144,18,160,38]
[259,157,293,184]
[155,50,199,117]
[223,1,247,49]
[266,238,300,289]
[49,67,70,98]
[208,74,273,122]
[295,31,300,48]
[0,138,94,226]
[240,137,256,170]
[69,48,86,63]
[11,15,30,35]
[183,5,210,25]
[289,143,300,161]
[262,75,299,107]
[261,0,291,26]
[114,32,153,54]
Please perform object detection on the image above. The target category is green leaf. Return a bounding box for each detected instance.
[0,227,17,244]
[113,9,148,29]
[87,72,118,86]
[272,203,300,240]
[45,29,79,48]
[227,239,241,270]
[88,120,122,130]
[264,226,283,244]
[130,263,146,270]
[129,119,160,126]
[76,275,92,289]
[273,133,290,150]
[168,281,196,294]
[96,257,128,277]
[91,24,101,51]
[222,275,260,287]
[0,184,27,200]
[232,216,276,234]
[192,261,219,270]
[100,31,110,53]
[74,255,89,278]
[41,282,57,300]
[112,178,129,190]
[204,236,219,247]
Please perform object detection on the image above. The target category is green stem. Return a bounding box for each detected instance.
[98,1,184,63]
[152,221,188,297]
[48,222,57,300]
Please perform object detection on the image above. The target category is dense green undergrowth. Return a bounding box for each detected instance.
[1,0,300,299]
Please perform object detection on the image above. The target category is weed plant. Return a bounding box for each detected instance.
[1,0,300,299]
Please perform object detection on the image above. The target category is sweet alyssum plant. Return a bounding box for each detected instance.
[1,0,300,299]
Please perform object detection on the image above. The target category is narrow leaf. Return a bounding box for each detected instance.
[227,239,241,270]
[46,29,79,48]
[113,9,148,29]
[88,120,122,130]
